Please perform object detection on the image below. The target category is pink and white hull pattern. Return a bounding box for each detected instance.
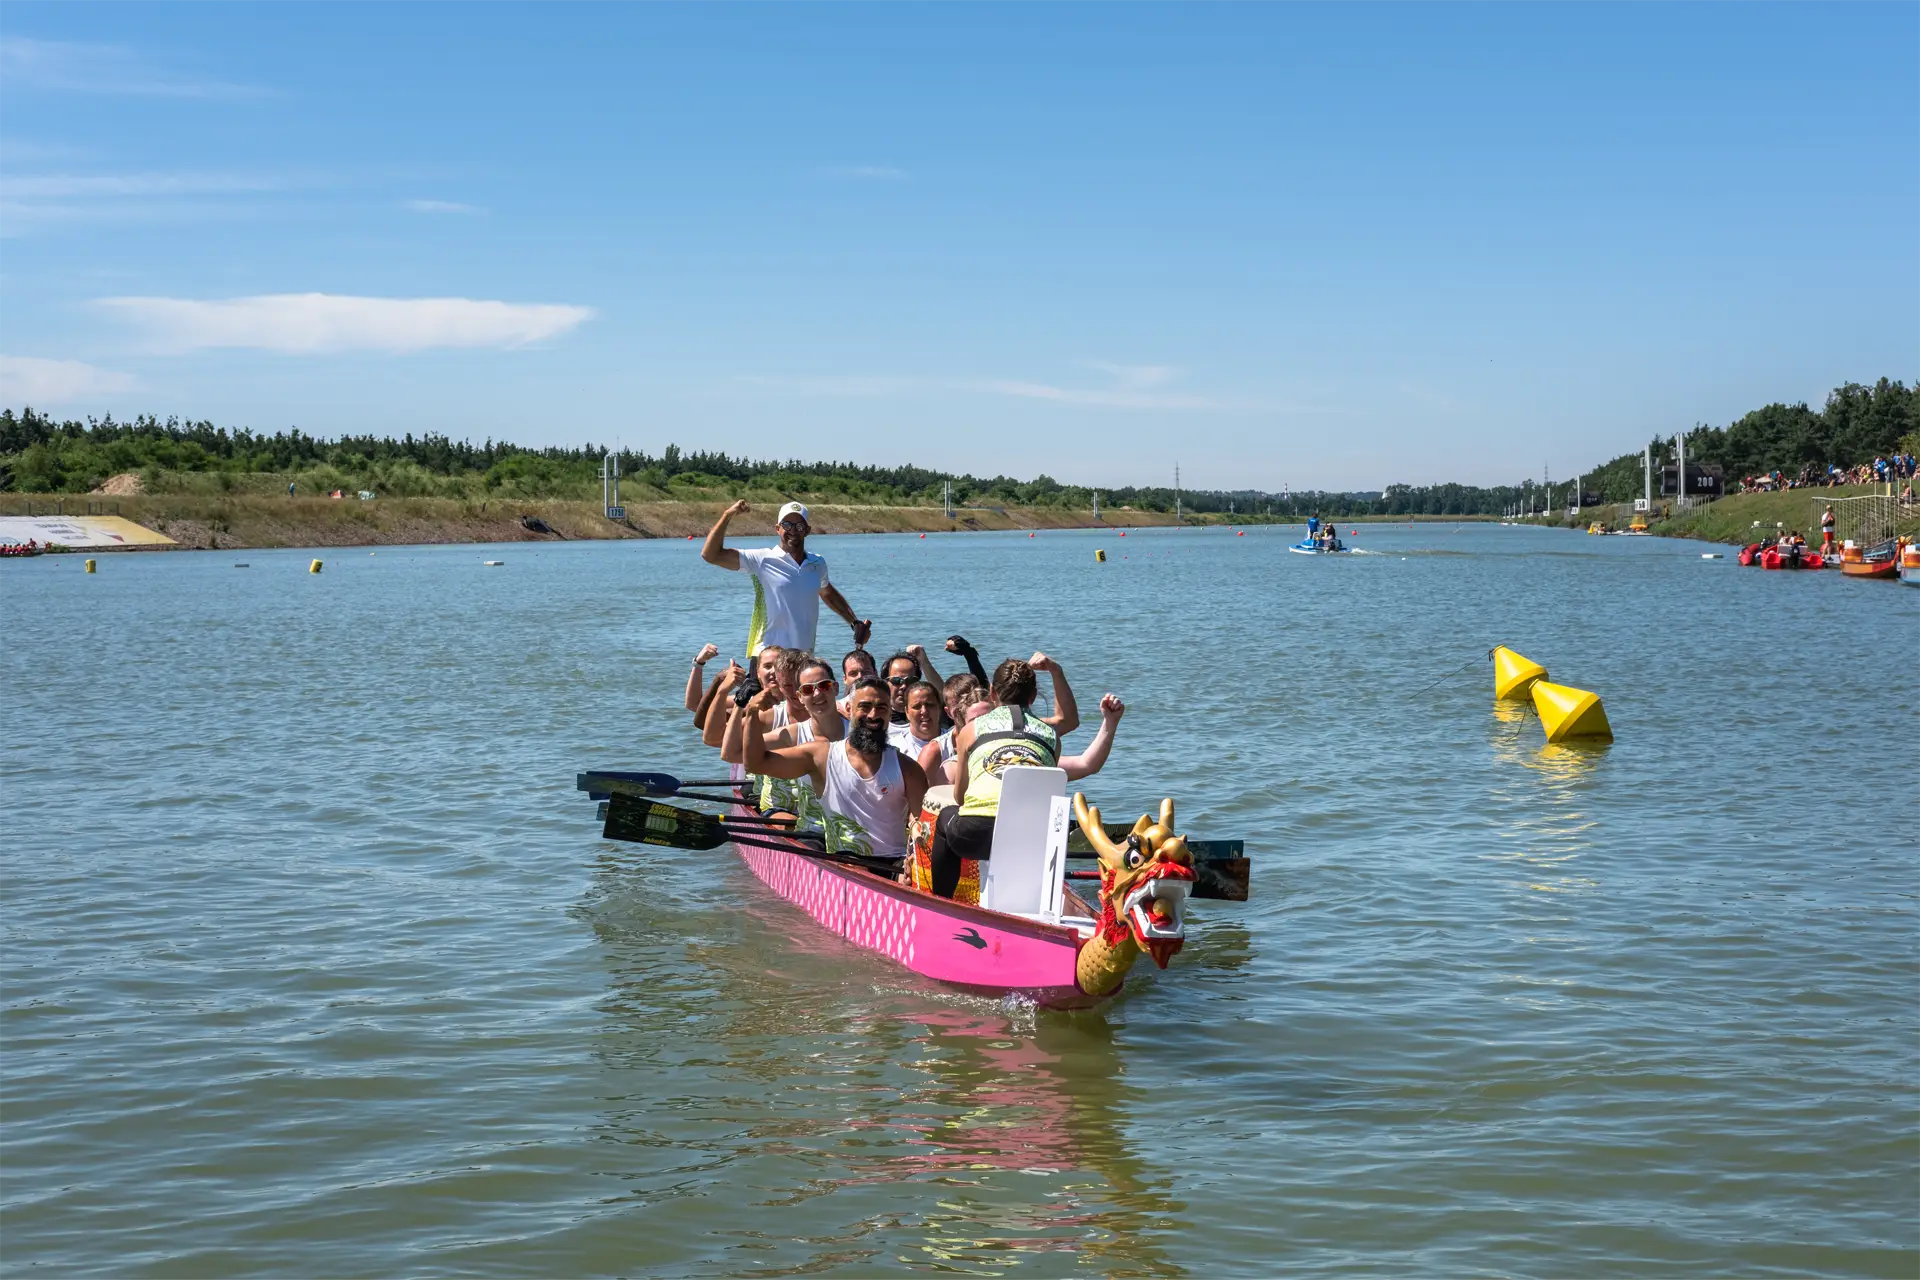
[733,827,1109,1009]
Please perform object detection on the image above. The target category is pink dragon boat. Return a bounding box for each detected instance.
[589,768,1212,1010]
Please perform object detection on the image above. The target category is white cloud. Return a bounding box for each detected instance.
[0,355,140,404]
[5,172,284,199]
[975,377,1239,411]
[0,169,303,235]
[1085,361,1179,389]
[737,366,1246,412]
[95,293,595,354]
[821,165,909,181]
[405,199,483,215]
[0,35,261,97]
[0,138,91,164]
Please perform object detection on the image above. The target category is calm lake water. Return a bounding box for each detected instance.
[3,525,1915,1277]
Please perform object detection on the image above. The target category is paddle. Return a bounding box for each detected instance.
[594,796,1250,901]
[600,792,900,874]
[577,770,747,804]
[1064,860,1250,902]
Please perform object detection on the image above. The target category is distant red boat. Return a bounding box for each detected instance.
[1760,544,1820,570]
[1841,538,1901,580]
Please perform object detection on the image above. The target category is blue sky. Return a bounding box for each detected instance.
[2,3,1914,490]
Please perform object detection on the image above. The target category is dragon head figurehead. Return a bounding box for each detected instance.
[1072,794,1197,995]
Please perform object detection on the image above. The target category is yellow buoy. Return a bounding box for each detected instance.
[85,558,97,573]
[309,559,323,574]
[1095,549,1106,562]
[1530,680,1613,743]
[1492,646,1547,700]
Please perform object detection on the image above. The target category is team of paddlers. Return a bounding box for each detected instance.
[0,540,47,558]
[688,499,1121,895]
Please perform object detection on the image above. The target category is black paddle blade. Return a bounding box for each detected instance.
[578,770,747,801]
[1064,858,1249,902]
[1067,826,1245,864]
[602,792,729,849]
[1191,857,1250,902]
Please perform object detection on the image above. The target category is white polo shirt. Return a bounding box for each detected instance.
[737,546,829,655]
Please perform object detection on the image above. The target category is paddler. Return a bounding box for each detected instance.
[702,499,872,657]
[743,677,927,863]
[888,679,943,760]
[925,659,1121,898]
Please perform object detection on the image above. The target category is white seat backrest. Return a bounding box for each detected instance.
[982,766,1069,918]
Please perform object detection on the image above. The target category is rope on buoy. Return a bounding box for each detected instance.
[1411,646,1496,696]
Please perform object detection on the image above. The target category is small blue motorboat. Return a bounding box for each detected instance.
[1288,538,1351,555]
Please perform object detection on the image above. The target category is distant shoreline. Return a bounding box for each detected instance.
[0,493,1540,551]
[0,494,1169,551]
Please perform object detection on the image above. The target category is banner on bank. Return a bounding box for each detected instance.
[0,516,177,550]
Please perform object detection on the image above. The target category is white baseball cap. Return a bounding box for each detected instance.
[776,501,810,525]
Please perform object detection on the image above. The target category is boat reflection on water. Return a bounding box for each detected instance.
[853,1007,1186,1276]
[577,855,1190,1277]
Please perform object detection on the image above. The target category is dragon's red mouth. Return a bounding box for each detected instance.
[1122,864,1194,969]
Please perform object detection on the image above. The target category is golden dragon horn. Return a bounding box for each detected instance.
[1073,793,1125,864]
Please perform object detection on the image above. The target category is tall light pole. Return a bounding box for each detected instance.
[1676,429,1687,510]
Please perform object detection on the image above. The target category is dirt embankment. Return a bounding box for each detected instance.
[1,493,1185,550]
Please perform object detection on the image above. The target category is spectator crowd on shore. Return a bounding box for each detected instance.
[1738,454,1916,496]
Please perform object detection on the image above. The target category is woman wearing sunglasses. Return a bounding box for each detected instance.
[758,656,846,751]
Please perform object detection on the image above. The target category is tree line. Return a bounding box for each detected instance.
[2,376,1913,514]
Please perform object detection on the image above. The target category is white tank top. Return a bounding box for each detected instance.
[793,719,815,745]
[769,701,790,731]
[888,724,935,758]
[822,739,907,859]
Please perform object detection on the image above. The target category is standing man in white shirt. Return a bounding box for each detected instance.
[701,499,872,657]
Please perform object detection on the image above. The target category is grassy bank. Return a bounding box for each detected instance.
[0,492,1190,550]
[1509,486,1919,544]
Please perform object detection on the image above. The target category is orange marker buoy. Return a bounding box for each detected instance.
[919,533,926,539]
[1028,532,1035,538]
[1237,531,1245,537]
[1119,531,1127,537]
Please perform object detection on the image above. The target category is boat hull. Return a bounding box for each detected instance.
[730,812,1109,1008]
[1842,540,1902,580]
[1289,541,1350,555]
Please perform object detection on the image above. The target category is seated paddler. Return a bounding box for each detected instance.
[722,654,845,764]
[743,676,926,863]
[926,657,1126,898]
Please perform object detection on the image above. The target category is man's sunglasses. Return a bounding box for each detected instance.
[797,679,835,697]
[886,674,913,685]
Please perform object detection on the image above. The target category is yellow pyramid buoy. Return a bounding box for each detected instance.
[1492,646,1547,700]
[1530,680,1613,743]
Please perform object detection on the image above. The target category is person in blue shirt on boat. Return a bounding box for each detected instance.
[925,658,1124,899]
[701,499,872,657]
[1307,513,1321,540]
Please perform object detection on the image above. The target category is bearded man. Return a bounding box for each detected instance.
[743,676,926,863]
